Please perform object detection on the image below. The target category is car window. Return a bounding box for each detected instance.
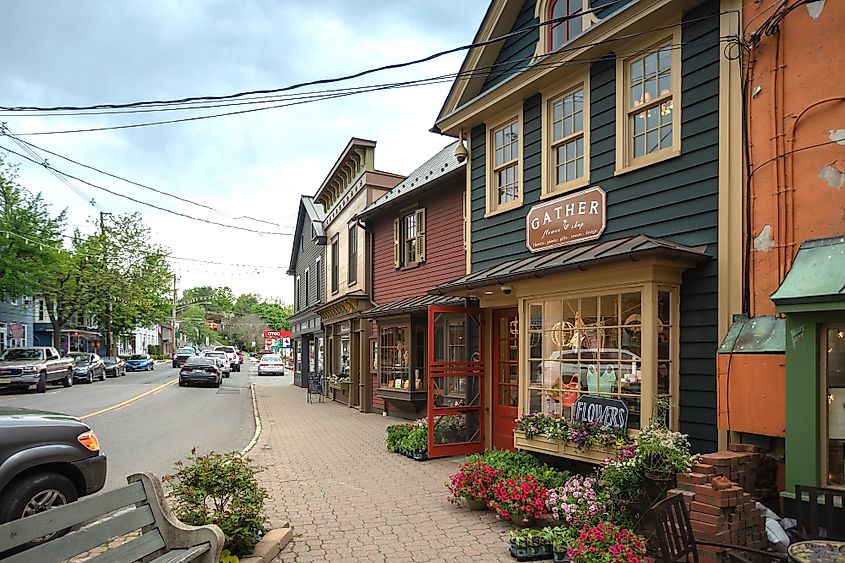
[0,348,42,360]
[177,348,195,354]
[73,355,92,364]
[185,358,215,366]
[204,352,225,358]
[103,357,119,364]
[261,355,281,362]
[129,354,146,360]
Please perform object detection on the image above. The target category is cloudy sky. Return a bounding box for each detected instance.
[0,1,488,303]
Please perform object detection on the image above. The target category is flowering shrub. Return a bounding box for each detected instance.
[599,445,643,503]
[635,424,698,479]
[567,522,650,563]
[546,475,610,529]
[447,461,502,505]
[488,475,548,521]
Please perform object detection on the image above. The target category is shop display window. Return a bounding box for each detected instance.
[295,340,302,373]
[526,288,676,431]
[825,327,845,487]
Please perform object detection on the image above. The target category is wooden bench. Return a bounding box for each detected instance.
[0,472,223,563]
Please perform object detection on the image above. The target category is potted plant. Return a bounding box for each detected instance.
[507,528,552,560]
[447,460,502,510]
[488,474,548,527]
[541,527,574,563]
[386,423,413,453]
[546,475,610,529]
[635,424,697,502]
[566,522,649,563]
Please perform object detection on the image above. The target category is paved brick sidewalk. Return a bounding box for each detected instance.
[250,384,513,562]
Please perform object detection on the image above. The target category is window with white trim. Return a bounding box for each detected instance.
[487,113,522,215]
[295,276,300,310]
[315,256,322,303]
[304,267,310,307]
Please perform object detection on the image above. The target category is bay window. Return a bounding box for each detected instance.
[525,286,678,432]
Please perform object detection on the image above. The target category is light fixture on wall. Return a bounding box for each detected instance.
[454,130,468,163]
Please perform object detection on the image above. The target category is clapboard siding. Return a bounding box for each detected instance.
[292,222,325,314]
[481,0,539,93]
[371,180,466,306]
[468,2,720,451]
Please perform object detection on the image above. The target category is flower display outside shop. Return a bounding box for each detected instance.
[567,522,650,563]
[515,413,631,451]
[488,474,548,523]
[546,475,610,529]
[447,460,503,506]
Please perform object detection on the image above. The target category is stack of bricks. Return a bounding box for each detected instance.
[669,451,770,562]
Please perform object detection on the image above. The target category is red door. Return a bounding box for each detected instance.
[492,309,519,451]
[427,306,484,458]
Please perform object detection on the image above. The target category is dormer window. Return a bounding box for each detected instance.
[548,0,584,51]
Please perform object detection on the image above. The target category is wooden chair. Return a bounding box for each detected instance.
[794,485,845,541]
[650,494,787,562]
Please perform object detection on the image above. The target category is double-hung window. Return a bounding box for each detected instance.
[304,268,310,307]
[487,112,522,215]
[393,208,426,268]
[616,33,681,172]
[295,276,300,310]
[330,236,339,293]
[348,225,357,285]
[544,76,589,196]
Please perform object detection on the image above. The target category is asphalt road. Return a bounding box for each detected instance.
[0,357,289,491]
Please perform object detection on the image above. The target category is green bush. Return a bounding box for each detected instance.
[465,449,569,489]
[147,344,162,356]
[386,424,413,452]
[164,450,268,556]
[399,426,428,454]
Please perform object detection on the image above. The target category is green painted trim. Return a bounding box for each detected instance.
[784,311,845,490]
[776,301,845,313]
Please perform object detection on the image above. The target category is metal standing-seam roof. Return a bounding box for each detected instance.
[357,141,464,221]
[771,235,845,308]
[430,235,709,294]
[361,294,467,319]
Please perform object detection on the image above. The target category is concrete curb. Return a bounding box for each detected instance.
[240,383,262,456]
[239,527,293,563]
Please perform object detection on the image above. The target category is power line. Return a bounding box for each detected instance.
[0,144,292,236]
[1,127,285,228]
[0,1,628,113]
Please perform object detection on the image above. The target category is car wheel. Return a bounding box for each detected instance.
[62,369,73,388]
[36,372,47,394]
[0,472,78,544]
[99,369,106,381]
[179,380,186,387]
[87,371,93,384]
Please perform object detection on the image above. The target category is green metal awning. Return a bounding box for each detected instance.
[771,236,845,312]
[718,314,785,354]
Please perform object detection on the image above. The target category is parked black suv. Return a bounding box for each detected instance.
[172,346,197,368]
[0,407,107,542]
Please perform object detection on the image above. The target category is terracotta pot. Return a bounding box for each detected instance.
[510,512,536,528]
[465,496,487,511]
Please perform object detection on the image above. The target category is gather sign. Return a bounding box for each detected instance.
[525,186,606,252]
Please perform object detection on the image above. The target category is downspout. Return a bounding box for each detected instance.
[358,218,373,413]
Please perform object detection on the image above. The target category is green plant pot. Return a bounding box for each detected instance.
[465,496,487,511]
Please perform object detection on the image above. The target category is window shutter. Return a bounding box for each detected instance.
[393,217,401,269]
[416,208,426,263]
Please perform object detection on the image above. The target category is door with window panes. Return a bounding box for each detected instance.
[427,306,483,458]
[492,309,519,451]
[824,325,845,487]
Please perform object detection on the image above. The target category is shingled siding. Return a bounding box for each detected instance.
[481,0,538,93]
[468,2,721,451]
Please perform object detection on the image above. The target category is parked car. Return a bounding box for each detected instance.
[178,357,222,388]
[102,356,126,378]
[125,354,154,372]
[171,347,197,368]
[213,346,240,372]
[69,353,106,383]
[0,407,106,547]
[257,354,286,376]
[202,351,231,377]
[0,347,74,393]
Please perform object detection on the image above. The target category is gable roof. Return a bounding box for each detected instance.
[287,195,326,276]
[357,141,465,221]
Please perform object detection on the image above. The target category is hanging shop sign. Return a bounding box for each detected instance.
[525,186,606,252]
[572,394,629,430]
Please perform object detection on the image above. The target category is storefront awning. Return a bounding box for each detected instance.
[361,295,466,319]
[771,236,845,312]
[430,234,709,294]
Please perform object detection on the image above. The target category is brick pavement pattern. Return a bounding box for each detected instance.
[251,384,513,562]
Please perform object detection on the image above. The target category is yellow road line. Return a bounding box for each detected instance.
[81,379,177,420]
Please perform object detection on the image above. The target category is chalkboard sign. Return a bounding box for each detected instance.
[572,395,628,430]
[307,374,323,403]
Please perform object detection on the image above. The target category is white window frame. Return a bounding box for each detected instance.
[486,107,524,217]
[295,276,300,311]
[615,28,682,174]
[541,70,590,198]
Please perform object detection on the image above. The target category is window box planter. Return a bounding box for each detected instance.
[513,430,619,464]
[328,381,350,392]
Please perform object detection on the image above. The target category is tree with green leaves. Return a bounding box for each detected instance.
[252,301,292,331]
[0,157,66,301]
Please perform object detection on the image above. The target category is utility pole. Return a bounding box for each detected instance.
[171,274,177,352]
[99,211,113,357]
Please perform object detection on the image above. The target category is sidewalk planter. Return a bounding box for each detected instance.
[513,431,619,464]
[552,552,571,563]
[466,496,487,511]
[510,512,536,528]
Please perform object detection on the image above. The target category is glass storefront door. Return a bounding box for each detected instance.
[427,306,483,458]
